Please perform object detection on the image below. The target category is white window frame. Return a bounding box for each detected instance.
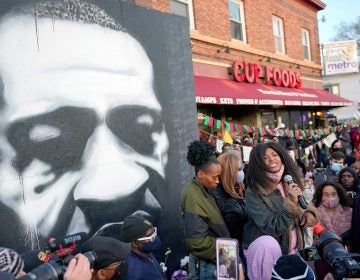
[229,0,247,43]
[272,16,285,54]
[301,28,311,61]
[170,0,195,29]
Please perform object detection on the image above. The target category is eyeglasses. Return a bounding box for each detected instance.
[137,227,157,242]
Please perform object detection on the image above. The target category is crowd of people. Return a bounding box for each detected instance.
[1,128,360,280]
[182,127,360,280]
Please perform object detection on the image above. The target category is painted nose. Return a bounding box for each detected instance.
[74,124,148,200]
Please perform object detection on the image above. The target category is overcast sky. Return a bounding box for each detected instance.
[318,0,360,43]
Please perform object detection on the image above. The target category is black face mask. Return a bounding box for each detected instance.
[111,261,128,280]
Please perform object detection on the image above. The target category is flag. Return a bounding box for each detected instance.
[223,130,233,144]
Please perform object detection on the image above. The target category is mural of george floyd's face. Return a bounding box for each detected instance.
[0,10,168,246]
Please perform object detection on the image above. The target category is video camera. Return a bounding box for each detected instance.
[303,224,360,280]
[19,232,95,280]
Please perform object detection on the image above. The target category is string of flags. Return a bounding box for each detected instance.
[200,113,359,139]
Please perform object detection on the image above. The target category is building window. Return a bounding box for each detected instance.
[229,0,246,42]
[324,84,340,95]
[272,16,285,53]
[170,0,195,29]
[301,28,311,61]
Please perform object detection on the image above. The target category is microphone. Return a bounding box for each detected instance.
[283,175,307,209]
[47,232,88,253]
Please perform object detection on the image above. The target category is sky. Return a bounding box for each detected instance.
[318,0,360,43]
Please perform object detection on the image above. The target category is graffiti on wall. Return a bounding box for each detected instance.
[0,0,198,268]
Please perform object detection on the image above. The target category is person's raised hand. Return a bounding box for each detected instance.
[300,211,317,228]
[64,253,93,280]
[286,183,302,204]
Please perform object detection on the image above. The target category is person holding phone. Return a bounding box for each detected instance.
[181,140,230,280]
[243,142,319,280]
[209,151,247,266]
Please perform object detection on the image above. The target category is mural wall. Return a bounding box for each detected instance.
[0,0,198,270]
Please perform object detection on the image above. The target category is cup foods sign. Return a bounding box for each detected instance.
[323,40,359,75]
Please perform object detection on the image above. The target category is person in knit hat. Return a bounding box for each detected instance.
[271,255,315,280]
[0,247,25,278]
[122,214,166,280]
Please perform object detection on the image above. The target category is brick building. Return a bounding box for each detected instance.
[139,0,352,134]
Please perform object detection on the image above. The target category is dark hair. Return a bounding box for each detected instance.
[331,151,345,160]
[313,181,349,207]
[330,139,343,150]
[187,140,219,174]
[338,167,358,188]
[246,142,302,193]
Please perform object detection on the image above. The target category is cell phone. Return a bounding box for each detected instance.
[216,238,239,280]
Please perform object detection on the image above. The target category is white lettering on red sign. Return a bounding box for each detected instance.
[220,98,234,104]
[195,96,217,104]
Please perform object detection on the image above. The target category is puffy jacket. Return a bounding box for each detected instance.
[181,179,230,262]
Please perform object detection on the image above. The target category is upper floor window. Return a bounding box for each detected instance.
[272,16,285,53]
[229,0,246,42]
[324,84,340,95]
[301,28,311,61]
[170,0,195,29]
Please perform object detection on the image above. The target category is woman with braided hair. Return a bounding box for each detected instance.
[181,140,230,280]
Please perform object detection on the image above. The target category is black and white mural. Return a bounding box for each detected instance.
[0,0,197,270]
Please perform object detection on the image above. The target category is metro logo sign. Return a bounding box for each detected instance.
[232,61,302,88]
[323,40,359,75]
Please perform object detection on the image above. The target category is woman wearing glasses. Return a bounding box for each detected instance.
[121,214,166,280]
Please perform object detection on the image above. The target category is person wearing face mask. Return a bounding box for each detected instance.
[313,182,352,236]
[328,139,355,167]
[313,151,345,188]
[209,151,247,268]
[312,182,352,279]
[121,214,166,280]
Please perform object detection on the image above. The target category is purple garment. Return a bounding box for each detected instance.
[244,235,282,280]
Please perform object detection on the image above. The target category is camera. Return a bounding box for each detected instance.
[19,232,93,280]
[19,251,97,280]
[303,225,360,280]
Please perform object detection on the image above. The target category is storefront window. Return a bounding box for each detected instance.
[290,111,301,129]
[261,111,275,128]
[275,110,290,129]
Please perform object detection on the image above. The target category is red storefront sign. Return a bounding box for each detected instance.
[232,61,302,88]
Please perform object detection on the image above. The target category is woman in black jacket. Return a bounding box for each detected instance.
[209,151,247,265]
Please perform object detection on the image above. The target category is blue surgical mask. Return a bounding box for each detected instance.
[141,236,162,253]
[236,170,245,184]
[330,162,341,173]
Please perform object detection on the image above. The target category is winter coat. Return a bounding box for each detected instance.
[317,204,352,236]
[181,179,230,262]
[243,186,319,255]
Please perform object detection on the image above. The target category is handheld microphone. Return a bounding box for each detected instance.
[283,175,307,209]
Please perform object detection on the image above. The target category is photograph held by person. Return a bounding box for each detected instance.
[181,140,230,280]
[243,142,319,280]
[209,151,247,266]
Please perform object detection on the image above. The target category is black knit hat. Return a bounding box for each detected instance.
[271,255,315,280]
[0,247,24,277]
[121,215,153,242]
[80,236,131,270]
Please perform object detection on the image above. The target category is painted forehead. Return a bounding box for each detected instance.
[3,0,124,31]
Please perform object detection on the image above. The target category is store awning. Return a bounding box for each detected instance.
[194,76,352,107]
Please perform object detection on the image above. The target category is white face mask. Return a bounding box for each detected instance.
[303,184,315,203]
[236,170,245,184]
